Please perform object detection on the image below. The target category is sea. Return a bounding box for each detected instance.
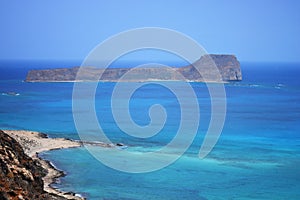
[0,60,299,199]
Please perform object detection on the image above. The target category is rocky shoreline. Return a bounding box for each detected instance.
[0,130,84,200]
[0,130,128,199]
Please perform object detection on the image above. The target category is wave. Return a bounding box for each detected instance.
[228,82,287,90]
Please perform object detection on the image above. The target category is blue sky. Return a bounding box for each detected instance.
[0,0,299,62]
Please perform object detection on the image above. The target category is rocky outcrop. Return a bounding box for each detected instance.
[178,54,242,81]
[25,54,242,82]
[0,130,67,200]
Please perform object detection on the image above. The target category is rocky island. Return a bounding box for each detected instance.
[25,54,242,82]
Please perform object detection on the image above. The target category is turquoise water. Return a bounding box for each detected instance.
[0,62,300,199]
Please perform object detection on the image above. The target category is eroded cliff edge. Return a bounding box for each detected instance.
[0,130,68,200]
[25,54,242,82]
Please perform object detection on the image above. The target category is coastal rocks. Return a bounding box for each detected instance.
[1,92,20,96]
[116,143,128,149]
[0,130,67,200]
[25,54,242,82]
[2,130,84,199]
[0,128,127,200]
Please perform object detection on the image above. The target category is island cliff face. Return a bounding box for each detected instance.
[25,54,242,82]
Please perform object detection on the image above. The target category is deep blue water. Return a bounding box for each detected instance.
[0,61,300,199]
